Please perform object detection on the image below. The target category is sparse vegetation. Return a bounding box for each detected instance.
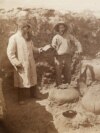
[0,8,100,71]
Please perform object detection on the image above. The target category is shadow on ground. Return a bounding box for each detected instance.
[2,75,58,133]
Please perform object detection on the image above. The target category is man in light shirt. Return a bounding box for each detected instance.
[51,21,82,86]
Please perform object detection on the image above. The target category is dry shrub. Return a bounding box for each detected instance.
[0,8,100,75]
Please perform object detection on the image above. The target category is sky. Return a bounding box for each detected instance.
[0,0,100,12]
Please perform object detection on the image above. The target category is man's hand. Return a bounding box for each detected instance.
[16,63,24,73]
[39,45,52,54]
[39,47,44,53]
[42,45,51,51]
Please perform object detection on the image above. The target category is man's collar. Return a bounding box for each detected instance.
[17,30,22,36]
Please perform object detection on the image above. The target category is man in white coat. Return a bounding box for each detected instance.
[7,19,43,104]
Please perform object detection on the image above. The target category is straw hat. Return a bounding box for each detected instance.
[54,21,68,32]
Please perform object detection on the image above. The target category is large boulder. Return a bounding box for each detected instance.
[80,58,100,85]
[48,86,80,105]
[82,84,100,114]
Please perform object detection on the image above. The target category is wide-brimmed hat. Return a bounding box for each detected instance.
[54,21,68,32]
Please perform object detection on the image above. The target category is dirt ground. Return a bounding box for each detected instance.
[1,75,100,133]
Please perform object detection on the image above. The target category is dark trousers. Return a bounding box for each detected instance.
[54,54,72,86]
[18,85,37,101]
[18,88,25,102]
[30,85,37,98]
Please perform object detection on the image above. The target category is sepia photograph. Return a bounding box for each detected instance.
[0,0,100,133]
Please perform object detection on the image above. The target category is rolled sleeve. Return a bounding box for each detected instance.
[51,35,62,53]
[70,35,82,53]
[7,36,20,67]
[51,36,58,49]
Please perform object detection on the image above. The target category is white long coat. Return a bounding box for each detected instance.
[7,31,38,88]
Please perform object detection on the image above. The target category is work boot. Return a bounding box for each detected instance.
[30,86,37,98]
[30,86,41,99]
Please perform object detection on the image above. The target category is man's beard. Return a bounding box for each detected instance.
[60,31,64,35]
[22,31,32,41]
